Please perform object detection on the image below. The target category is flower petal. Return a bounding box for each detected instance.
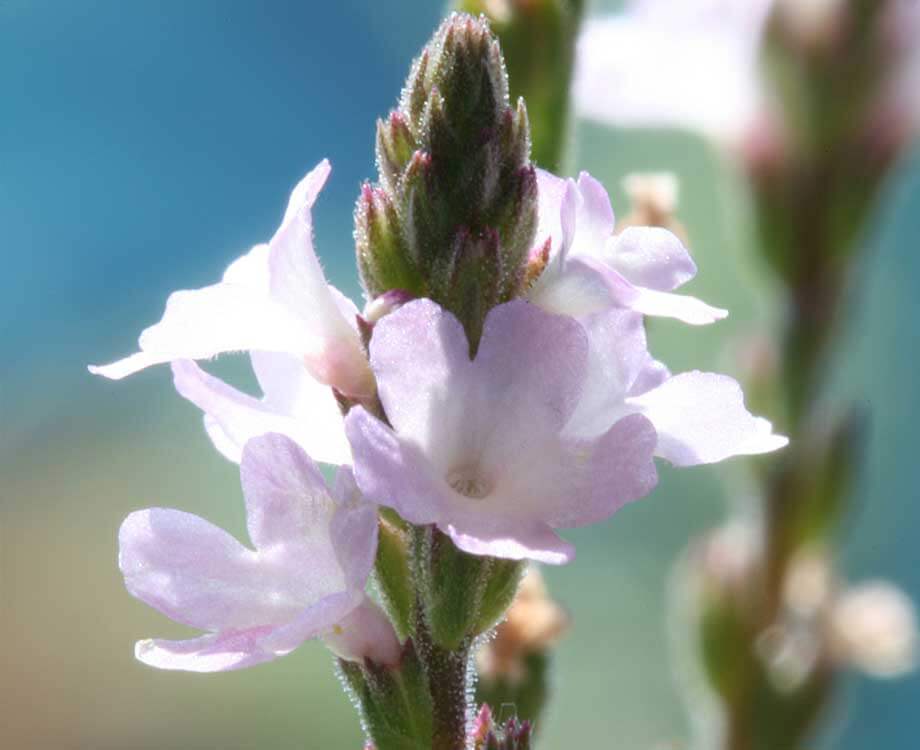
[268,162,373,398]
[89,244,308,380]
[570,171,616,256]
[564,307,653,437]
[135,590,359,672]
[610,274,728,325]
[134,628,285,673]
[368,298,475,470]
[119,508,305,631]
[239,435,369,607]
[171,358,350,466]
[628,370,788,466]
[497,413,658,529]
[321,595,402,666]
[604,226,697,291]
[344,406,451,526]
[445,520,575,566]
[370,299,589,472]
[330,466,380,591]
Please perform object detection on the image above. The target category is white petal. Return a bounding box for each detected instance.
[267,162,373,398]
[171,358,350,466]
[627,370,788,466]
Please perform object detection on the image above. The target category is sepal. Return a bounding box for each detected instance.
[338,641,434,750]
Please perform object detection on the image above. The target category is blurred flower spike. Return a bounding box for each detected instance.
[574,0,920,155]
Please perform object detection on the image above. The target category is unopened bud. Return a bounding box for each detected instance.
[355,184,420,297]
[617,172,686,243]
[375,112,417,194]
[456,0,585,171]
[357,13,538,347]
[829,582,918,678]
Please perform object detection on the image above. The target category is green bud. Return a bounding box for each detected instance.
[455,0,584,172]
[376,112,417,195]
[356,13,538,348]
[355,183,421,297]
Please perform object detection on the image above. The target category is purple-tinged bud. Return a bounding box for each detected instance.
[354,183,420,297]
[356,13,538,347]
[376,111,417,194]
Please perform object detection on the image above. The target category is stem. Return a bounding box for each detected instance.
[415,614,471,750]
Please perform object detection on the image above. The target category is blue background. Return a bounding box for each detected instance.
[2,1,917,747]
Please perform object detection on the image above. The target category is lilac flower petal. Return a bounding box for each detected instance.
[268,162,372,398]
[497,412,657,529]
[527,255,617,317]
[321,595,402,666]
[345,406,451,525]
[368,298,474,469]
[548,414,658,527]
[605,227,697,291]
[629,357,671,397]
[239,433,337,550]
[474,301,588,459]
[534,169,570,255]
[134,627,286,673]
[119,509,306,631]
[135,590,359,672]
[629,371,789,465]
[572,171,616,253]
[330,466,379,591]
[613,277,728,325]
[445,520,575,566]
[171,358,349,466]
[89,247,308,380]
[565,308,653,437]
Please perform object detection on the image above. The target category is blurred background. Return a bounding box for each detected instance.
[2,0,917,747]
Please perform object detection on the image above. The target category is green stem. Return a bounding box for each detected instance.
[415,614,472,750]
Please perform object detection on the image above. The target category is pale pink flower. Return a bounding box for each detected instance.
[568,306,788,466]
[345,298,661,565]
[527,169,727,325]
[119,433,399,671]
[90,161,369,465]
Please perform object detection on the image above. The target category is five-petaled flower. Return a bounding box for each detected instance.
[118,433,399,672]
[90,161,366,466]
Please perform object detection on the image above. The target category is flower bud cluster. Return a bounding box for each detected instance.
[356,13,537,346]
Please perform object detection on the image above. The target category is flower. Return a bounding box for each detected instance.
[569,306,788,466]
[118,433,400,671]
[526,168,727,325]
[573,0,773,144]
[345,298,660,565]
[89,160,368,465]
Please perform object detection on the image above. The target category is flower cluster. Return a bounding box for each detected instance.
[93,149,784,666]
[91,14,785,747]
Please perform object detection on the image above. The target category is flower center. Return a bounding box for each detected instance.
[447,468,492,500]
